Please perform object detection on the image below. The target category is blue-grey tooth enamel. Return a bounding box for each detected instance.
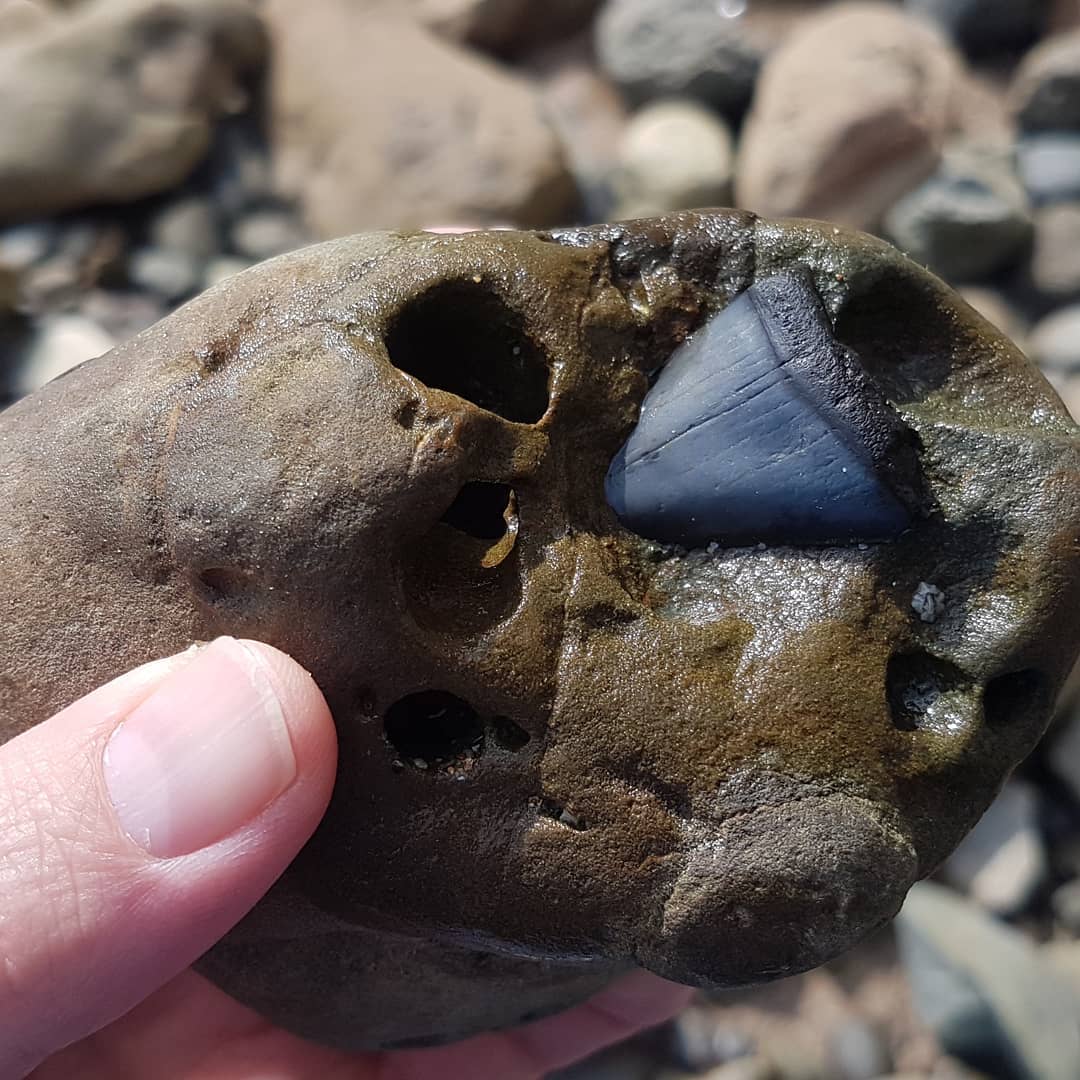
[605,271,922,547]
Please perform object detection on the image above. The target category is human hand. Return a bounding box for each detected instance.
[1,637,692,1078]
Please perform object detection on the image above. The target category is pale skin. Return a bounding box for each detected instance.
[0,638,692,1080]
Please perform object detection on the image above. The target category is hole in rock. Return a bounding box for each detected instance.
[385,280,549,423]
[886,651,971,732]
[834,275,955,405]
[492,716,531,751]
[197,567,249,602]
[384,691,485,771]
[983,669,1049,727]
[538,799,587,831]
[441,482,515,542]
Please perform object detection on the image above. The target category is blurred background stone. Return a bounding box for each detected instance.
[905,0,1045,57]
[736,3,968,230]
[612,99,734,219]
[595,0,763,120]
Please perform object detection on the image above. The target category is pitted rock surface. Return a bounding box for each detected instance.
[0,211,1078,1049]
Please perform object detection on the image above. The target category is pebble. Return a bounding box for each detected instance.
[736,4,961,230]
[0,221,55,272]
[904,0,1044,57]
[942,779,1047,915]
[896,881,1080,1080]
[127,246,201,302]
[1017,133,1080,205]
[203,255,254,290]
[78,289,165,344]
[670,1006,756,1071]
[701,1058,779,1080]
[1029,304,1080,374]
[229,208,310,262]
[1050,877,1080,933]
[1048,698,1080,798]
[149,196,221,261]
[612,99,734,219]
[11,313,113,397]
[956,287,1027,344]
[884,144,1033,281]
[1011,27,1080,131]
[595,0,762,119]
[1029,203,1080,301]
[826,1018,893,1080]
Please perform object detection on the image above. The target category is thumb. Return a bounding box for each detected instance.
[0,637,337,1076]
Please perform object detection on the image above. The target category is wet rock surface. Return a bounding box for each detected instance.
[1,212,1078,1052]
[3,2,1080,1075]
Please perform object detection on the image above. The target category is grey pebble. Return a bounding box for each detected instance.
[1017,134,1080,205]
[826,1018,893,1080]
[229,208,309,262]
[595,0,761,118]
[884,145,1032,282]
[127,246,201,302]
[149,196,221,261]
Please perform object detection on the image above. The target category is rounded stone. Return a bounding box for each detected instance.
[595,0,762,118]
[1030,304,1080,373]
[1012,27,1080,132]
[612,99,733,219]
[1030,203,1080,302]
[0,212,1077,1051]
[1017,134,1080,205]
[883,145,1033,282]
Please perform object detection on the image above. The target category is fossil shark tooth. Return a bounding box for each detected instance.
[605,270,924,548]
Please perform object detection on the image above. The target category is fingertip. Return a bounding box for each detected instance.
[235,639,338,809]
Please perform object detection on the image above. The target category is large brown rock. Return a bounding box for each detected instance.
[0,0,266,221]
[736,3,992,230]
[267,1,579,235]
[1,211,1078,1050]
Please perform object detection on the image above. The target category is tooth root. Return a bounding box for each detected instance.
[605,271,921,548]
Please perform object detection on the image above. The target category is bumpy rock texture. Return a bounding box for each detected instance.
[1,212,1078,1051]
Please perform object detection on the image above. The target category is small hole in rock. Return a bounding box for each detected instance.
[385,691,485,771]
[886,651,971,732]
[492,716,531,751]
[441,482,515,541]
[984,669,1049,727]
[538,799,587,830]
[197,567,248,602]
[385,280,549,423]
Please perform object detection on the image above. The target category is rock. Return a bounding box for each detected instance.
[419,0,602,56]
[1058,375,1080,422]
[0,221,56,272]
[942,779,1047,914]
[149,196,221,261]
[0,213,1078,1051]
[79,289,166,345]
[267,2,578,235]
[1029,304,1080,374]
[595,0,763,119]
[905,0,1044,57]
[1050,877,1080,933]
[826,1018,893,1080]
[701,1058,780,1080]
[527,38,629,222]
[896,882,1080,1080]
[10,314,113,398]
[956,287,1027,345]
[127,246,201,302]
[1049,696,1080,796]
[229,208,309,261]
[736,3,968,231]
[612,100,733,219]
[1030,203,1080,302]
[670,1005,756,1071]
[884,144,1033,281]
[1018,134,1080,204]
[1012,27,1080,132]
[203,254,254,289]
[0,0,267,221]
